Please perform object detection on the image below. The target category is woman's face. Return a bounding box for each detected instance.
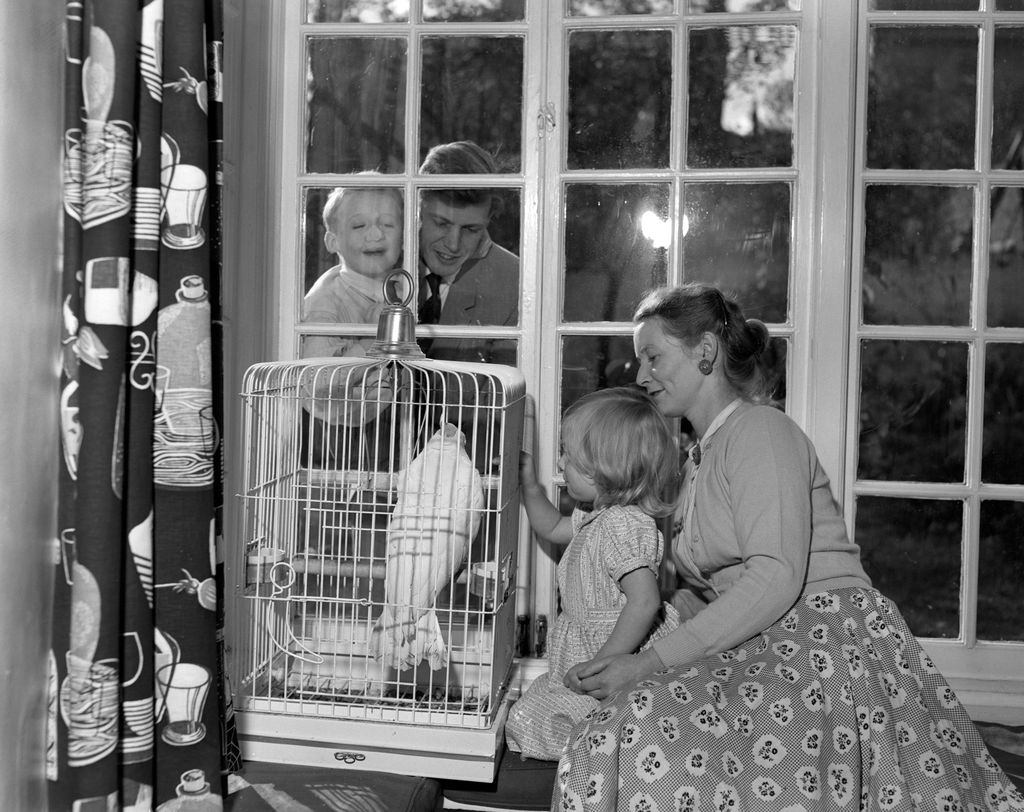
[633,318,700,419]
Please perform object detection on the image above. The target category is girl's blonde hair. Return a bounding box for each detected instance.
[560,386,678,517]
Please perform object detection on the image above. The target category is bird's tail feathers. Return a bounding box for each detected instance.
[370,609,448,672]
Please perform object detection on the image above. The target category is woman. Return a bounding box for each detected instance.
[556,283,1023,811]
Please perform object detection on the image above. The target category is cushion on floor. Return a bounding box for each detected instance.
[226,761,443,812]
[440,747,558,811]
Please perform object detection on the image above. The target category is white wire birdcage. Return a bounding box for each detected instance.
[231,276,525,776]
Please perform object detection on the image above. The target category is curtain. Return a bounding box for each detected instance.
[51,1,240,808]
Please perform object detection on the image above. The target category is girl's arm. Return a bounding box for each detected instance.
[564,567,661,690]
[593,566,661,658]
[520,449,573,545]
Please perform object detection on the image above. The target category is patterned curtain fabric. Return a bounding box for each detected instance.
[51,1,240,808]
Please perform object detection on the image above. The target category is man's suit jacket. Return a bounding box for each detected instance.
[419,241,519,366]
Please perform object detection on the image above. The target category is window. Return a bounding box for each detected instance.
[223,0,1024,712]
[847,1,1024,692]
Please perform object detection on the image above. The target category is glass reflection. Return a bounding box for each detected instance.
[688,26,796,169]
[682,182,790,324]
[866,26,978,170]
[569,0,673,14]
[306,0,410,22]
[983,344,1024,485]
[424,0,525,21]
[862,185,973,327]
[688,0,800,12]
[993,27,1024,171]
[977,500,1024,642]
[567,29,672,169]
[854,496,961,639]
[306,38,407,174]
[857,340,968,483]
[989,187,1024,328]
[420,37,523,173]
[563,184,670,323]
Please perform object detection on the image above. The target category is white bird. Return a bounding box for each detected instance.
[371,423,484,672]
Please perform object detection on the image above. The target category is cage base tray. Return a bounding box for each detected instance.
[236,698,509,782]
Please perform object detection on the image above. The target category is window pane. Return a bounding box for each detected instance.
[862,185,973,327]
[306,0,410,22]
[561,336,641,411]
[997,0,1024,8]
[764,336,788,406]
[990,188,1024,328]
[563,184,670,322]
[855,496,962,639]
[682,182,791,324]
[688,26,796,169]
[866,26,978,170]
[300,333,519,366]
[560,335,786,416]
[416,186,521,328]
[424,0,526,21]
[420,37,524,172]
[983,344,1024,485]
[302,185,407,299]
[569,0,674,14]
[977,500,1024,642]
[300,333,381,359]
[993,27,1024,169]
[857,340,968,482]
[870,0,978,8]
[567,30,672,169]
[306,38,407,173]
[423,338,519,367]
[688,0,800,13]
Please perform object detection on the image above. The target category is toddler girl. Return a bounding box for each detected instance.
[505,386,679,761]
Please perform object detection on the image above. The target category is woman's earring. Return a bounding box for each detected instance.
[698,358,713,376]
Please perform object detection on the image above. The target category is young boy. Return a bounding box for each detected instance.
[302,181,404,358]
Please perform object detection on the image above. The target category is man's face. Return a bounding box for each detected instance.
[325,189,402,280]
[418,196,490,280]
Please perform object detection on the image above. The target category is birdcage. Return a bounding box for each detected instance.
[231,276,526,780]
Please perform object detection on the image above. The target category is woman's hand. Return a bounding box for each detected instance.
[563,662,588,693]
[568,649,664,700]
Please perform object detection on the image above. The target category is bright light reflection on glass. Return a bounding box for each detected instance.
[640,210,672,248]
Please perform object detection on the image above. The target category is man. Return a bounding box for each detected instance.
[417,141,519,365]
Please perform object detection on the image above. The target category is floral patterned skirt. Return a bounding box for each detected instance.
[555,587,1024,811]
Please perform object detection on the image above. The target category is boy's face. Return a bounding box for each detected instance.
[325,190,402,279]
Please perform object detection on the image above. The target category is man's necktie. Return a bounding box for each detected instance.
[418,273,443,325]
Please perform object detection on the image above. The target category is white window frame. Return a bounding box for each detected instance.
[221,0,1024,723]
[842,2,1024,716]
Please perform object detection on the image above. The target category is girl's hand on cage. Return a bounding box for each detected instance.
[519,449,539,491]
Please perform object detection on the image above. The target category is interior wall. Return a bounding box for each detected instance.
[0,4,64,809]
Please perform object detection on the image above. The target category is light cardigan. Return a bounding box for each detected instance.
[651,401,872,669]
